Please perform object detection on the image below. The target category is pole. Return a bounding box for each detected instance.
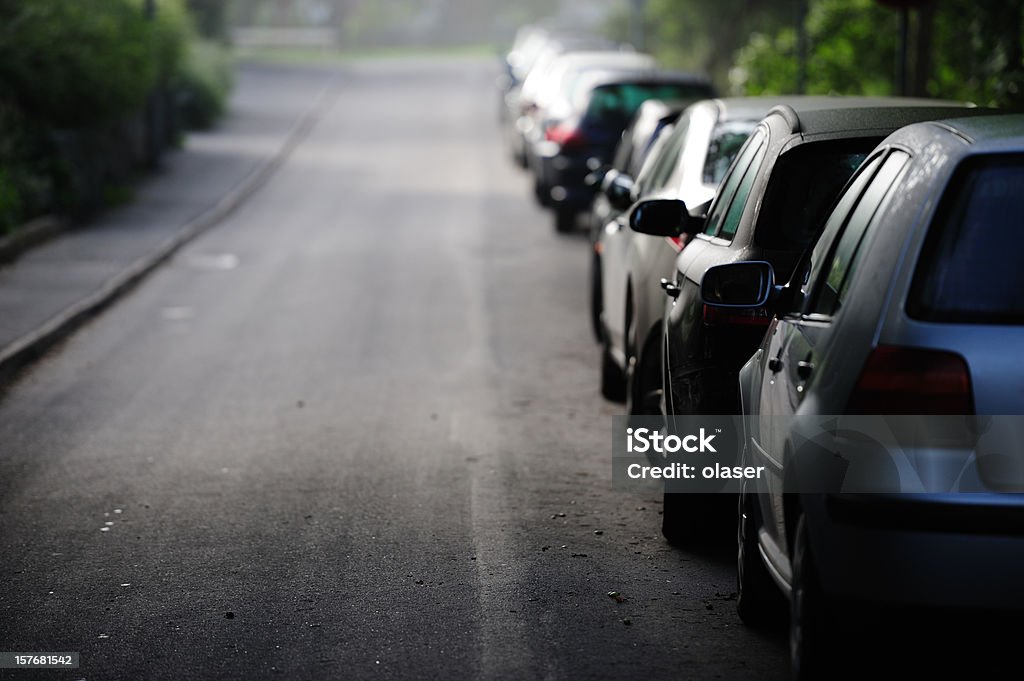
[795,0,808,94]
[896,5,910,95]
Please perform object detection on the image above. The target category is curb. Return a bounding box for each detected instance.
[0,215,67,265]
[0,80,335,387]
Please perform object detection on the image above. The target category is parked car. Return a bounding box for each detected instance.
[587,98,686,342]
[700,112,1023,679]
[595,98,787,409]
[630,98,979,543]
[536,69,715,232]
[520,50,659,206]
[502,33,618,167]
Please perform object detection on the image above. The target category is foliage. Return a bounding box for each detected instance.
[733,0,896,95]
[0,0,234,230]
[728,0,1024,106]
[175,39,235,129]
[644,0,797,85]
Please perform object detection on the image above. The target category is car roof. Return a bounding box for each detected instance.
[932,113,1024,145]
[764,97,975,136]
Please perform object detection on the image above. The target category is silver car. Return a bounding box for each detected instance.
[596,98,789,410]
[702,113,1023,678]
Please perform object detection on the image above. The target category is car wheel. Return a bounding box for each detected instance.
[662,492,720,544]
[600,342,626,402]
[736,488,784,626]
[626,331,663,419]
[790,513,832,681]
[554,208,577,233]
[590,251,604,343]
[533,178,552,207]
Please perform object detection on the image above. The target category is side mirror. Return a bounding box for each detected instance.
[585,164,612,188]
[604,172,634,211]
[700,261,776,308]
[628,199,696,237]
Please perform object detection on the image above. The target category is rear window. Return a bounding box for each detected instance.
[755,139,874,251]
[584,83,713,126]
[908,154,1024,324]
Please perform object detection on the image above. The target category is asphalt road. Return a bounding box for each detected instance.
[0,59,788,680]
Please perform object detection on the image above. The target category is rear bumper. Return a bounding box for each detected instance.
[535,143,601,211]
[810,493,1024,610]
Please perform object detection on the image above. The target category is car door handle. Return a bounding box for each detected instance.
[660,278,681,299]
[797,360,814,380]
[768,357,783,373]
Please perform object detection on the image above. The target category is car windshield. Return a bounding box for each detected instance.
[908,153,1024,324]
[755,139,874,252]
[702,120,757,185]
[583,82,712,126]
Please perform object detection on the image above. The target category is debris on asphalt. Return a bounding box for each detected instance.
[607,591,625,603]
[225,612,235,619]
[593,530,603,535]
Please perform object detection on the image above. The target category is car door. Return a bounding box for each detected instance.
[604,115,689,363]
[664,129,767,418]
[755,149,911,560]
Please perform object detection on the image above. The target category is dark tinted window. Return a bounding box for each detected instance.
[755,139,874,251]
[720,144,766,240]
[585,83,713,125]
[703,120,757,185]
[811,151,909,316]
[703,130,765,237]
[908,154,1024,324]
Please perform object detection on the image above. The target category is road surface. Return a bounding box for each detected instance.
[0,58,788,680]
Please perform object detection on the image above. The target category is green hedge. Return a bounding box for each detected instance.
[0,0,232,233]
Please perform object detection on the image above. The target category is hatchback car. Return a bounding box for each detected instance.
[535,69,715,232]
[702,113,1022,679]
[631,99,979,542]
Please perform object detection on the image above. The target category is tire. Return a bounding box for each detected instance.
[554,208,577,233]
[590,252,604,344]
[626,330,663,420]
[790,513,832,681]
[661,492,716,545]
[600,343,626,402]
[533,178,552,207]
[736,489,784,626]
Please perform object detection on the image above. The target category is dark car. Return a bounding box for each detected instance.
[596,98,787,410]
[630,98,979,543]
[702,113,1024,679]
[533,69,715,232]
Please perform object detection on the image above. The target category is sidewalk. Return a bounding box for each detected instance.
[0,63,334,384]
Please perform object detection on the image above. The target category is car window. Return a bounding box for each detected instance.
[644,112,690,191]
[809,150,909,317]
[702,120,757,185]
[702,130,765,237]
[756,139,874,253]
[584,83,713,125]
[800,154,885,305]
[719,143,766,240]
[908,153,1024,324]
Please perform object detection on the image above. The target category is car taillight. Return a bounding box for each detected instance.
[545,124,588,151]
[702,305,771,327]
[846,345,974,415]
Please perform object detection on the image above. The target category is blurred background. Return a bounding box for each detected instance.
[1,0,1021,237]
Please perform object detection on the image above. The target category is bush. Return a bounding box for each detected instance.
[175,39,234,130]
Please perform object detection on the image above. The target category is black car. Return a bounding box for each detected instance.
[532,69,714,232]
